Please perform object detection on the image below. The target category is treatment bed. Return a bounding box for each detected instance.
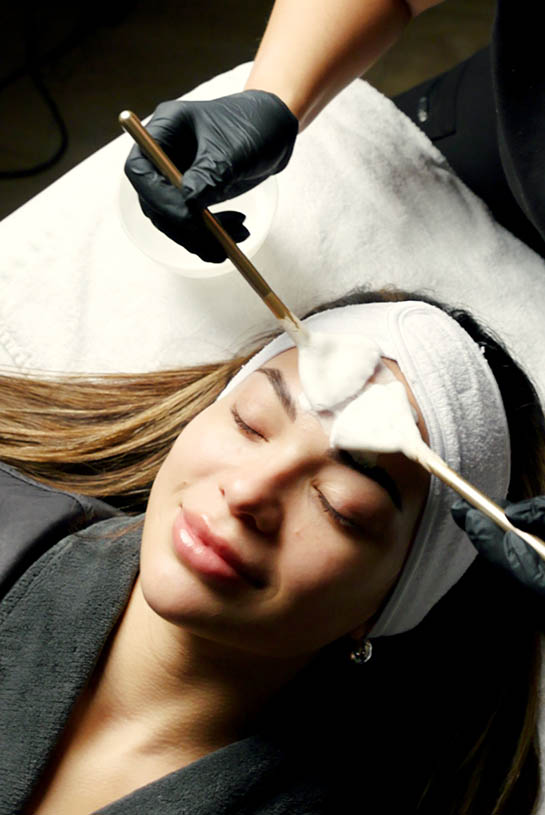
[2,62,545,812]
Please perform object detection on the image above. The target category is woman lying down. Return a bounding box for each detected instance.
[0,287,543,815]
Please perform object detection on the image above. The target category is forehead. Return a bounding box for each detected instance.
[261,347,429,445]
[253,347,430,518]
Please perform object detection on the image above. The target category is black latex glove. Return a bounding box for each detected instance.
[452,496,545,598]
[124,90,299,262]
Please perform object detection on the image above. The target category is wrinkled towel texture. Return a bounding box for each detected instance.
[1,63,544,406]
[219,301,511,637]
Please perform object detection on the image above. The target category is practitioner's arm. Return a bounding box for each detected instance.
[452,497,545,600]
[125,0,443,260]
[245,0,444,130]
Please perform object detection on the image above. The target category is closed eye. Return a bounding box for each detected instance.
[231,406,267,441]
[315,488,361,533]
[330,449,403,511]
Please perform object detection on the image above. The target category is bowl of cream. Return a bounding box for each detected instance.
[118,172,278,279]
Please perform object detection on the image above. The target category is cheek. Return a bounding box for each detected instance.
[160,405,242,483]
[270,515,409,643]
[284,486,408,598]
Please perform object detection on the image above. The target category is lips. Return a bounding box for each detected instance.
[177,508,265,588]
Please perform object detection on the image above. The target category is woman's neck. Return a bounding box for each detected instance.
[81,576,309,759]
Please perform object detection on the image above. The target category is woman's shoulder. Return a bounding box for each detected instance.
[0,462,121,600]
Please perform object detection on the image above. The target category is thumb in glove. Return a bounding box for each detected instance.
[124,90,298,261]
[452,498,545,598]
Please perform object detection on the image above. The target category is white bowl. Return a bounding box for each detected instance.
[118,172,278,279]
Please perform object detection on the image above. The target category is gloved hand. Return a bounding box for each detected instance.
[124,90,299,262]
[452,496,545,598]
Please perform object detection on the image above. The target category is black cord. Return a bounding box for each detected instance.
[0,16,69,181]
[0,4,138,180]
[0,65,69,180]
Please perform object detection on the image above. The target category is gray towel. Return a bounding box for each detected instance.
[0,461,119,598]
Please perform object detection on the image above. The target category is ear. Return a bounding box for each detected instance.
[348,606,384,639]
[348,623,370,641]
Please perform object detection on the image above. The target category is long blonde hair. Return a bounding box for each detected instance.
[0,354,255,511]
[0,287,543,812]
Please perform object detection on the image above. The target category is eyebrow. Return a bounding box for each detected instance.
[258,368,297,421]
[329,449,403,511]
[258,366,402,511]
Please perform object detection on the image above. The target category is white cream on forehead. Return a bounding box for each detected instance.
[331,379,430,465]
[296,330,382,411]
[290,325,431,465]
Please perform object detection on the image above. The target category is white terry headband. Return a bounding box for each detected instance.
[220,301,511,637]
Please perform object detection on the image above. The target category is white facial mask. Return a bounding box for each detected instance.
[295,329,382,412]
[294,327,428,466]
[330,379,428,463]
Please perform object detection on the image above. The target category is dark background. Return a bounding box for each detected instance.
[1,0,495,221]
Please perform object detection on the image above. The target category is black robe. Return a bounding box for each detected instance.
[0,464,333,814]
[493,0,545,241]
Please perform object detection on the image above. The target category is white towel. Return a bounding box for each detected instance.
[1,63,544,406]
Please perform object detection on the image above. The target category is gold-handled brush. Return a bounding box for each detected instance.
[421,450,545,559]
[119,109,545,562]
[119,110,306,342]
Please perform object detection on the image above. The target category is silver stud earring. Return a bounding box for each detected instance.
[350,639,373,665]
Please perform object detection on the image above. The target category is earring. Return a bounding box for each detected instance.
[350,639,373,665]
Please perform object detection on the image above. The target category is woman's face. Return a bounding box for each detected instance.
[140,349,429,659]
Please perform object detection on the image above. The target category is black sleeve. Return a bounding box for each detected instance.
[0,462,120,599]
[492,0,545,244]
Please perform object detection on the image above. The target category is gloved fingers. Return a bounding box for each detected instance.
[452,496,545,535]
[124,91,298,252]
[174,135,267,210]
[183,209,250,261]
[452,499,510,569]
[211,210,250,245]
[139,99,249,210]
[153,91,298,209]
[501,532,545,597]
[179,163,234,210]
[124,101,201,214]
[452,499,545,597]
[182,164,276,212]
[140,100,199,169]
[454,504,505,562]
[125,149,194,221]
[125,138,238,222]
[451,497,473,530]
[126,91,298,217]
[506,496,545,535]
[139,199,249,262]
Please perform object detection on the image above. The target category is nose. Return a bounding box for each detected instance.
[219,465,286,535]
